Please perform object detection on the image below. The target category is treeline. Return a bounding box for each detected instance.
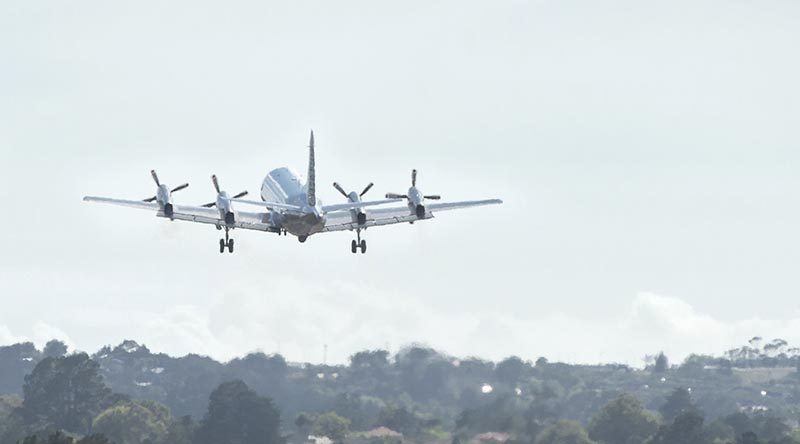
[0,338,799,444]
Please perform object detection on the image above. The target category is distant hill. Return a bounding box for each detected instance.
[1,337,799,439]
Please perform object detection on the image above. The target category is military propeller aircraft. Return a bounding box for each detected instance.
[83,131,503,254]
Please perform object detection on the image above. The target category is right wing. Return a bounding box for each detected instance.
[425,199,503,212]
[321,198,502,233]
[322,206,430,232]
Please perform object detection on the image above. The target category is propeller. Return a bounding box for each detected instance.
[333,182,375,201]
[333,182,349,198]
[143,170,188,202]
[385,169,440,200]
[202,175,248,207]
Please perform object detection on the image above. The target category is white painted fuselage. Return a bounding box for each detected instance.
[260,167,325,237]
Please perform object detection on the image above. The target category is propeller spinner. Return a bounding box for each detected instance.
[202,175,248,208]
[202,175,247,226]
[142,170,188,217]
[386,169,440,218]
[332,181,374,226]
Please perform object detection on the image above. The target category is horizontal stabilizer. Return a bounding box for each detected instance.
[322,199,401,213]
[231,198,305,213]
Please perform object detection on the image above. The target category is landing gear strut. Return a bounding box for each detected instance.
[219,227,234,253]
[351,230,367,254]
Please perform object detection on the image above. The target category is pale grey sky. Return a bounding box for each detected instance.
[1,0,800,365]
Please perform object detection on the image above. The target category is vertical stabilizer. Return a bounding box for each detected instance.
[307,130,316,206]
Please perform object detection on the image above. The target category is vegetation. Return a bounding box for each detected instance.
[0,337,799,444]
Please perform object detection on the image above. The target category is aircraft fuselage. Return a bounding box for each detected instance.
[260,167,325,237]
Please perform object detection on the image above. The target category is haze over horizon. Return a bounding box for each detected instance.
[2,0,800,366]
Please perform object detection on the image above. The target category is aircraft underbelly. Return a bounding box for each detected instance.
[283,213,325,236]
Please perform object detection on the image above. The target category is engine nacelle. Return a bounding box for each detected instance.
[225,211,235,225]
[357,212,367,226]
[163,203,174,218]
[415,204,426,218]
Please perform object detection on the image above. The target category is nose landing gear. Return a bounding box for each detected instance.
[351,230,367,254]
[219,227,234,253]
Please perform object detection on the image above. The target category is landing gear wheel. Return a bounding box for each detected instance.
[360,240,367,254]
[219,239,225,254]
[298,236,307,243]
[227,239,234,253]
[351,240,357,254]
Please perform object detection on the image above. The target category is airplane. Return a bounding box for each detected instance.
[83,131,503,254]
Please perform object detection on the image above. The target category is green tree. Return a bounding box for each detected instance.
[164,416,194,444]
[20,354,112,435]
[312,412,351,442]
[737,432,761,444]
[587,394,659,444]
[92,400,171,444]
[16,431,111,444]
[534,420,596,444]
[377,406,421,437]
[0,395,22,436]
[495,357,528,385]
[650,411,708,444]
[76,435,111,444]
[653,353,669,373]
[195,380,283,444]
[0,343,39,396]
[42,342,68,360]
[658,388,696,423]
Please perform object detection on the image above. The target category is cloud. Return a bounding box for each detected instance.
[0,325,23,345]
[87,285,800,367]
[3,285,800,368]
[32,322,74,351]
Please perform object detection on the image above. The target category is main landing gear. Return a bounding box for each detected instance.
[219,227,234,254]
[351,230,367,254]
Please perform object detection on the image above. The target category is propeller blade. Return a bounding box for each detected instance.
[424,195,441,200]
[150,170,160,186]
[143,196,157,203]
[232,191,249,199]
[171,183,189,193]
[412,169,417,187]
[360,182,374,197]
[386,193,408,199]
[211,175,220,194]
[201,202,216,208]
[332,182,349,198]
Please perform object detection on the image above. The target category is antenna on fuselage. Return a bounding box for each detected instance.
[307,130,316,207]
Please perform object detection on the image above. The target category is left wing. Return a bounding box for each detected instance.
[321,198,502,233]
[83,196,161,211]
[84,197,279,233]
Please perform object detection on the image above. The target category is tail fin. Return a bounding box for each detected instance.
[307,130,316,206]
